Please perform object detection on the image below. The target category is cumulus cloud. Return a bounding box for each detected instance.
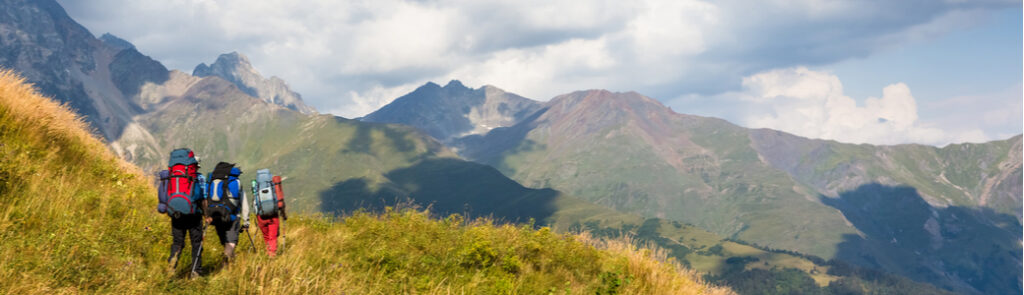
[713,67,991,145]
[922,83,1024,141]
[55,0,1017,122]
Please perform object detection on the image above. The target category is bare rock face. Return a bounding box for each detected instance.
[193,52,316,115]
[0,0,167,140]
[361,80,542,143]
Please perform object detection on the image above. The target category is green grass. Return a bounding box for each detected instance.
[0,69,731,294]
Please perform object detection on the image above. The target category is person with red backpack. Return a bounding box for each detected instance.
[252,169,287,257]
[157,148,207,278]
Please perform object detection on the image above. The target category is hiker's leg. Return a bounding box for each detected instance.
[224,243,236,261]
[187,216,203,271]
[257,216,274,255]
[169,220,185,267]
[214,221,229,246]
[266,217,279,256]
[220,219,240,265]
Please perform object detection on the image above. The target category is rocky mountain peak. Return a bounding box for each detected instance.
[0,0,163,141]
[362,81,541,143]
[193,52,316,114]
[444,79,466,89]
[546,89,669,119]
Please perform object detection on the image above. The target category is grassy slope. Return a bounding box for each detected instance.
[460,92,1020,293]
[474,105,854,259]
[321,155,956,294]
[0,70,731,294]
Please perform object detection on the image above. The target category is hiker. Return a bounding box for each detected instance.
[205,162,249,267]
[158,148,207,278]
[252,169,287,257]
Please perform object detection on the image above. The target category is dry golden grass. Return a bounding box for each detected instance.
[578,233,734,295]
[0,68,164,294]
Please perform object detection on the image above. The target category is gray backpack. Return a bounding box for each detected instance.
[253,169,279,217]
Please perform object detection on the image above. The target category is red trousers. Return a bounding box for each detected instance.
[256,215,280,256]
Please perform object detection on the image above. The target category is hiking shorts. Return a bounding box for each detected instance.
[212,218,240,245]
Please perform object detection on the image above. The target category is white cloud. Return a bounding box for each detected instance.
[725,67,990,146]
[624,1,716,60]
[923,83,1024,141]
[55,0,1017,122]
[345,3,461,74]
[328,82,421,118]
[446,37,618,100]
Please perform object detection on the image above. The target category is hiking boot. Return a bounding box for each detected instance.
[167,257,178,273]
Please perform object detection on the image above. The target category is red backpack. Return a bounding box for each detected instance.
[166,148,199,218]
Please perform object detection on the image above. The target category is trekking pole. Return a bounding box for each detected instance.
[244,224,257,253]
[190,221,208,277]
[279,209,286,252]
[248,182,259,253]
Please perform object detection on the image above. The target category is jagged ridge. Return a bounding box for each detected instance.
[362,80,541,143]
[193,52,316,115]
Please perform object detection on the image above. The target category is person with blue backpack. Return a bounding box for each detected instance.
[157,148,207,279]
[204,162,249,267]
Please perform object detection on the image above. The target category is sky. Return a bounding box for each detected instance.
[56,0,1022,146]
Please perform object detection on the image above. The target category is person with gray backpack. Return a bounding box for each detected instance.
[252,168,287,257]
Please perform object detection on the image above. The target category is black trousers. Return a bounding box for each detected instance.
[168,214,204,271]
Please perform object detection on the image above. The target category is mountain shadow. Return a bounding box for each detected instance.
[822,183,1022,294]
[318,158,559,224]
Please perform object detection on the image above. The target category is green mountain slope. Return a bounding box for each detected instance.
[0,69,732,294]
[458,90,856,256]
[453,89,1022,294]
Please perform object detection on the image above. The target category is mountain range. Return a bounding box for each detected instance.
[366,81,1022,294]
[2,1,1020,294]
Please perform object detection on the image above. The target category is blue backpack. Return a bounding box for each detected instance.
[207,162,242,222]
